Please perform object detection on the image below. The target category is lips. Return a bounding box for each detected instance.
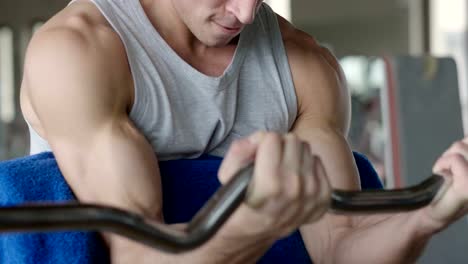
[215,22,242,34]
[220,25,241,31]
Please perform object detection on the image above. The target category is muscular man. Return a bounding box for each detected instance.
[19,0,468,263]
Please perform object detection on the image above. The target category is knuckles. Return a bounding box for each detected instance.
[451,141,468,152]
[230,138,251,154]
[229,132,331,232]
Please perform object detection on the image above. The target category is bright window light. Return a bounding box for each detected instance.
[264,0,291,21]
[0,26,15,123]
[430,0,468,133]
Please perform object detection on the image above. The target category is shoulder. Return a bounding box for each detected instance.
[276,15,344,83]
[27,0,129,79]
[32,0,122,54]
[277,16,350,133]
[23,1,132,118]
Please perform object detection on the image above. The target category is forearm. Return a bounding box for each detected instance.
[107,206,277,264]
[332,212,436,264]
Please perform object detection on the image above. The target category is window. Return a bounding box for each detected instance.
[0,26,15,123]
[430,0,468,132]
[264,0,291,21]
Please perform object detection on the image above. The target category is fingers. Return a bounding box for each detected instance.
[282,134,304,204]
[246,133,283,208]
[245,132,331,236]
[218,131,266,184]
[222,131,332,239]
[434,153,468,177]
[434,139,468,175]
[427,139,468,226]
[441,141,468,160]
[434,139,468,200]
[273,135,307,234]
[433,153,468,200]
[246,133,306,211]
[286,144,330,226]
[305,156,331,223]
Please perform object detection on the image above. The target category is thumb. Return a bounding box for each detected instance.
[424,153,468,227]
[425,175,458,225]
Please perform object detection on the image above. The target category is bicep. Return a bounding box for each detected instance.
[289,44,350,136]
[288,45,359,261]
[289,44,358,188]
[24,29,163,219]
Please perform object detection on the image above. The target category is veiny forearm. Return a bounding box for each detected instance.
[331,212,435,264]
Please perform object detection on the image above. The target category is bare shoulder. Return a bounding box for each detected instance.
[276,16,344,82]
[277,16,349,133]
[28,0,127,70]
[21,0,132,134]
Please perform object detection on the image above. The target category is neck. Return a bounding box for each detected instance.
[139,0,241,77]
[140,0,213,54]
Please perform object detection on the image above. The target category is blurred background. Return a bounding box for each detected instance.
[1,0,468,263]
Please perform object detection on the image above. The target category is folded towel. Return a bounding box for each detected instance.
[0,153,109,264]
[0,152,382,264]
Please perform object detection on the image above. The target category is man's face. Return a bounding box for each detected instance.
[172,0,263,47]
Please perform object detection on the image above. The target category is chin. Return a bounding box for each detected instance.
[207,35,237,47]
[200,38,228,48]
[211,40,232,47]
[197,31,235,47]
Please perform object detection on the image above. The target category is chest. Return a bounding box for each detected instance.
[174,44,238,77]
[129,68,293,160]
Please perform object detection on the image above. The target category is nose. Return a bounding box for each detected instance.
[225,0,259,25]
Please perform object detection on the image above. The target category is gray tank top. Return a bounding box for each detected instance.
[28,0,297,160]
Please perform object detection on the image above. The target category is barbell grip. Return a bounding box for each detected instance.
[0,165,445,253]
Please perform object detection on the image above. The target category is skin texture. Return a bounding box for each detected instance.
[19,0,468,263]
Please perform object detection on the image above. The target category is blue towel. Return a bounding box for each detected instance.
[0,152,382,264]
